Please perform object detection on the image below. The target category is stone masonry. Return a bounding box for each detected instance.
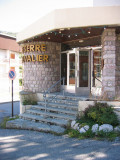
[101,29,116,99]
[22,41,61,93]
[116,34,120,98]
[101,29,120,99]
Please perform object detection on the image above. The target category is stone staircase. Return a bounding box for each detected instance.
[6,94,84,134]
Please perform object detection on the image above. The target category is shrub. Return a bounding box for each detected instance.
[23,99,37,105]
[83,102,119,126]
[66,102,120,141]
[19,79,22,86]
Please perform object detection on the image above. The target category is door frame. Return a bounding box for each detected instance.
[75,48,91,96]
[67,49,75,92]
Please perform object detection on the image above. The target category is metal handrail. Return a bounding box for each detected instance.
[95,76,102,83]
[43,77,65,112]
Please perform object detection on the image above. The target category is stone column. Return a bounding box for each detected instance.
[116,34,120,99]
[101,29,116,99]
[22,41,61,93]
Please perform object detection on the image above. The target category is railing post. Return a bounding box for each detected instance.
[44,77,65,112]
[43,93,47,113]
[63,77,65,96]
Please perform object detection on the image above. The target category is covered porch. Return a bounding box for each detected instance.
[17,6,120,100]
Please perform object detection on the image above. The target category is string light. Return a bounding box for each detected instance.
[26,26,107,41]
[87,28,91,34]
[79,40,84,43]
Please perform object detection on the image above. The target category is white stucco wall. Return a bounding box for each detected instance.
[0,49,21,100]
[93,0,120,7]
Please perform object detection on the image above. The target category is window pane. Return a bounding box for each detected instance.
[61,53,67,85]
[79,51,88,87]
[69,54,75,85]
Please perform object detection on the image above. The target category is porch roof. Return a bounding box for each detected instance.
[17,6,120,47]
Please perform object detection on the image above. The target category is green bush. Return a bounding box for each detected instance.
[65,102,120,141]
[19,66,23,70]
[83,102,119,126]
[19,79,22,86]
[23,99,37,105]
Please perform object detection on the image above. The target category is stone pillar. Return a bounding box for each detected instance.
[116,34,120,99]
[22,41,61,93]
[101,29,116,99]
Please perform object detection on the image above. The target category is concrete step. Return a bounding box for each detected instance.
[19,113,68,127]
[46,98,78,105]
[37,101,78,111]
[6,119,65,134]
[32,105,77,116]
[47,94,88,101]
[26,109,76,120]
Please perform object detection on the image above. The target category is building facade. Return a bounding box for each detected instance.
[0,33,22,100]
[17,4,120,100]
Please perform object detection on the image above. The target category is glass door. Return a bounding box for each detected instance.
[67,52,75,92]
[75,49,90,96]
[69,54,75,86]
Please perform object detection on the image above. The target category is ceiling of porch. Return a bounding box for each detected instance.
[21,26,120,50]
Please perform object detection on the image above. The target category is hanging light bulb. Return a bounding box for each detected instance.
[48,37,50,39]
[79,40,84,43]
[104,27,106,30]
[88,28,91,34]
[68,35,70,38]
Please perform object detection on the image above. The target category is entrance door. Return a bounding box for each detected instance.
[67,51,75,93]
[75,49,90,96]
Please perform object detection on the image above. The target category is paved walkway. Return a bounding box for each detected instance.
[0,129,120,160]
[0,102,20,124]
[0,93,120,160]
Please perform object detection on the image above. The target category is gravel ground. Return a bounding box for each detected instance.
[0,129,120,160]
